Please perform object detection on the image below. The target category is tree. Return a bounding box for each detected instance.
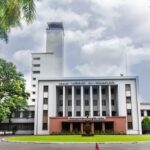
[0,59,29,124]
[0,0,35,42]
[142,117,150,134]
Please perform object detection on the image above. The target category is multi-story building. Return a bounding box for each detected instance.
[1,22,150,135]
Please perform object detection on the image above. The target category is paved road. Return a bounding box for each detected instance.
[1,138,150,150]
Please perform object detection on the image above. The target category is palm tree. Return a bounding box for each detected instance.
[0,0,35,42]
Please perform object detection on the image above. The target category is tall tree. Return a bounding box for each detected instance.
[0,59,29,123]
[0,0,35,42]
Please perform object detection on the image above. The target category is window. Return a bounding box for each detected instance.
[43,98,48,104]
[44,86,48,92]
[33,64,40,67]
[93,100,98,106]
[33,57,40,60]
[141,110,144,117]
[111,99,115,106]
[68,100,72,106]
[76,100,81,106]
[102,99,106,106]
[59,100,63,106]
[84,88,89,95]
[32,99,35,102]
[76,88,80,95]
[127,109,132,116]
[85,111,89,116]
[32,91,35,94]
[58,111,63,116]
[85,100,89,106]
[102,111,106,116]
[68,88,72,95]
[23,111,29,118]
[42,123,48,130]
[59,88,63,95]
[111,88,114,94]
[102,88,106,94]
[14,112,20,118]
[112,111,116,116]
[68,111,72,117]
[31,111,35,118]
[76,111,81,116]
[33,71,40,74]
[33,78,36,80]
[32,84,36,87]
[126,84,131,91]
[93,88,98,95]
[94,111,98,116]
[126,97,131,103]
[128,122,133,129]
[147,110,150,116]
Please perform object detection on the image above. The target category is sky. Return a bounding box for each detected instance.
[0,0,150,102]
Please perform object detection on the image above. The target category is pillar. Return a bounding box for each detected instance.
[99,85,102,117]
[102,122,105,132]
[70,123,73,132]
[81,86,84,117]
[81,123,84,133]
[108,85,112,116]
[90,86,93,117]
[91,123,94,133]
[63,86,66,117]
[72,86,75,117]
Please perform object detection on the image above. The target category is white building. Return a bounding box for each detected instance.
[1,22,150,135]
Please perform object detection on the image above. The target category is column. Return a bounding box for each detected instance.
[70,123,73,132]
[90,86,93,117]
[102,122,105,132]
[108,85,112,116]
[99,85,102,117]
[81,86,84,117]
[81,123,84,133]
[91,123,94,133]
[72,86,75,117]
[63,86,66,117]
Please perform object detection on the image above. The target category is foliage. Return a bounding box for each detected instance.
[0,58,29,123]
[0,0,35,42]
[142,117,150,133]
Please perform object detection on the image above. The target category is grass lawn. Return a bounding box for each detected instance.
[5,135,150,143]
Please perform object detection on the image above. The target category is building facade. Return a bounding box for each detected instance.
[1,22,150,135]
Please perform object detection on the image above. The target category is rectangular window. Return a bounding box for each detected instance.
[32,84,36,87]
[31,111,35,118]
[76,88,81,95]
[93,100,98,106]
[59,88,63,95]
[32,99,35,102]
[102,88,106,94]
[126,84,131,91]
[102,111,106,116]
[42,123,48,130]
[102,99,106,106]
[23,111,29,118]
[111,99,115,106]
[43,110,48,130]
[44,86,48,92]
[112,111,116,116]
[58,111,63,116]
[68,88,72,95]
[68,100,72,106]
[84,88,89,95]
[68,111,72,117]
[126,97,131,103]
[85,111,89,116]
[33,57,40,60]
[33,78,36,80]
[32,91,35,94]
[33,71,40,74]
[94,111,98,116]
[128,122,133,129]
[85,100,89,106]
[111,88,114,94]
[93,88,98,95]
[147,110,150,116]
[76,100,81,106]
[76,111,81,116]
[14,112,20,118]
[59,100,63,106]
[127,109,132,116]
[141,110,144,117]
[33,64,40,67]
[43,98,48,104]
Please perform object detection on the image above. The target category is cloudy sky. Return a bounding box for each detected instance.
[0,0,150,102]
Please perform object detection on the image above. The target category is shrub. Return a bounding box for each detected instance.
[142,117,150,134]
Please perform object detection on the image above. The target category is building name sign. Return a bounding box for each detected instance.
[59,81,115,86]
